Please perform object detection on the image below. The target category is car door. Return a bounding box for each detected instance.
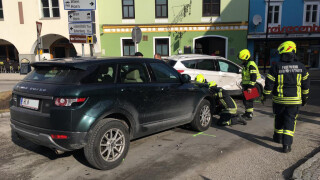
[116,63,165,125]
[193,59,221,83]
[217,59,242,91]
[147,62,198,126]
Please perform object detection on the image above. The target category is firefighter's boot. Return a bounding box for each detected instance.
[241,112,253,121]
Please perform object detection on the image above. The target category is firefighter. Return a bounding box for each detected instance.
[238,49,261,120]
[195,74,246,126]
[261,41,310,153]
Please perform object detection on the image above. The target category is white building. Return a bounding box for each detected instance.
[0,0,101,64]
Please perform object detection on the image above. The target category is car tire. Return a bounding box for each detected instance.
[84,118,130,170]
[190,99,212,131]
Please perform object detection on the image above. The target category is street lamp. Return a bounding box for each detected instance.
[264,0,271,73]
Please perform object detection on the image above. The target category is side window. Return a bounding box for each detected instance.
[196,59,216,71]
[181,60,197,69]
[149,63,180,83]
[95,65,116,83]
[218,60,239,73]
[120,63,149,83]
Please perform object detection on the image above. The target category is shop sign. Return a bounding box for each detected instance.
[268,24,320,34]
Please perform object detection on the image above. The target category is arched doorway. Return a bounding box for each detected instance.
[193,35,228,58]
[50,38,77,59]
[0,39,19,61]
[0,39,19,72]
[32,34,77,61]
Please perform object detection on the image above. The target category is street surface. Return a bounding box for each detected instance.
[0,81,18,92]
[0,81,319,180]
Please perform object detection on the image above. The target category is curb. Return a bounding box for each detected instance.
[0,112,10,118]
[292,152,320,179]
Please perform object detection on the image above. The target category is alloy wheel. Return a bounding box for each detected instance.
[200,105,211,127]
[99,128,125,162]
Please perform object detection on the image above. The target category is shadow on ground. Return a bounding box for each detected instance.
[11,131,94,168]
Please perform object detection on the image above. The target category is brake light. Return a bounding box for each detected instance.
[177,70,184,73]
[51,134,68,139]
[54,98,86,107]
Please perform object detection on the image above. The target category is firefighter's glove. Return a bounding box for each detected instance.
[302,96,308,106]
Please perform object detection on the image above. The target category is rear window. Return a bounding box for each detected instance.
[166,60,177,67]
[24,66,85,84]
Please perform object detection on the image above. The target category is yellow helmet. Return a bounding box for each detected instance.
[238,49,251,61]
[278,41,296,54]
[195,74,205,83]
[208,81,217,87]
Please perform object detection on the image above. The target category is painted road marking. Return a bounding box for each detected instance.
[193,132,216,137]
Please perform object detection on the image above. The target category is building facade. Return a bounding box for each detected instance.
[0,0,101,64]
[248,0,320,69]
[98,0,249,63]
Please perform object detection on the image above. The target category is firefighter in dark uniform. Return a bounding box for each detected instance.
[238,49,261,120]
[261,41,310,153]
[195,74,246,126]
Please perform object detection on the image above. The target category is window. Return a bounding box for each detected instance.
[218,60,239,73]
[41,0,60,18]
[155,38,169,56]
[95,65,116,84]
[181,60,197,69]
[122,39,135,56]
[196,59,217,71]
[155,0,168,18]
[0,0,3,19]
[268,5,280,24]
[122,0,135,19]
[150,63,180,83]
[266,2,282,27]
[120,63,149,83]
[203,0,220,17]
[304,2,319,25]
[25,66,85,84]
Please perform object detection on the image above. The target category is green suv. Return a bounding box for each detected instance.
[10,57,213,170]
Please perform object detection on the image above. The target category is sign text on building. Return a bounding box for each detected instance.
[269,24,320,34]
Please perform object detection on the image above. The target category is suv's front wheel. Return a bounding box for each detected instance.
[84,118,130,170]
[191,99,212,131]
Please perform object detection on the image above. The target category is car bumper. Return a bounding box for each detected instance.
[11,119,87,151]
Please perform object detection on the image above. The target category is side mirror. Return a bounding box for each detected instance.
[238,69,242,74]
[181,74,191,83]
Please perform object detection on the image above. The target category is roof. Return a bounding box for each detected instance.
[31,57,161,70]
[167,54,227,61]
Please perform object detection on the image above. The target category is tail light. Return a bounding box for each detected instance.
[177,70,184,73]
[54,97,86,107]
[51,134,68,139]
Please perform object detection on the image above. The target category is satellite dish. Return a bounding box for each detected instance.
[253,15,262,26]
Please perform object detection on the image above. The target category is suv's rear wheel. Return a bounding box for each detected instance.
[84,118,130,170]
[191,99,212,131]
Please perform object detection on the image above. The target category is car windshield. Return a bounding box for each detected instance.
[24,66,85,84]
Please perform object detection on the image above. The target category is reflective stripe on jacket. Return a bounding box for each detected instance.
[263,60,310,105]
[242,60,261,87]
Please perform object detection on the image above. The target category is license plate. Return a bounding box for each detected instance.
[20,98,39,110]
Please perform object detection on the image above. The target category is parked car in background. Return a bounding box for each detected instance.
[10,57,214,170]
[166,54,265,95]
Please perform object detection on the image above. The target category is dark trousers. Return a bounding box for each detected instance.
[273,103,299,146]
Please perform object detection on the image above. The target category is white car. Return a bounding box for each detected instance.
[166,54,265,95]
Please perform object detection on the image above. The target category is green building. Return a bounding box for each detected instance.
[98,0,249,63]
